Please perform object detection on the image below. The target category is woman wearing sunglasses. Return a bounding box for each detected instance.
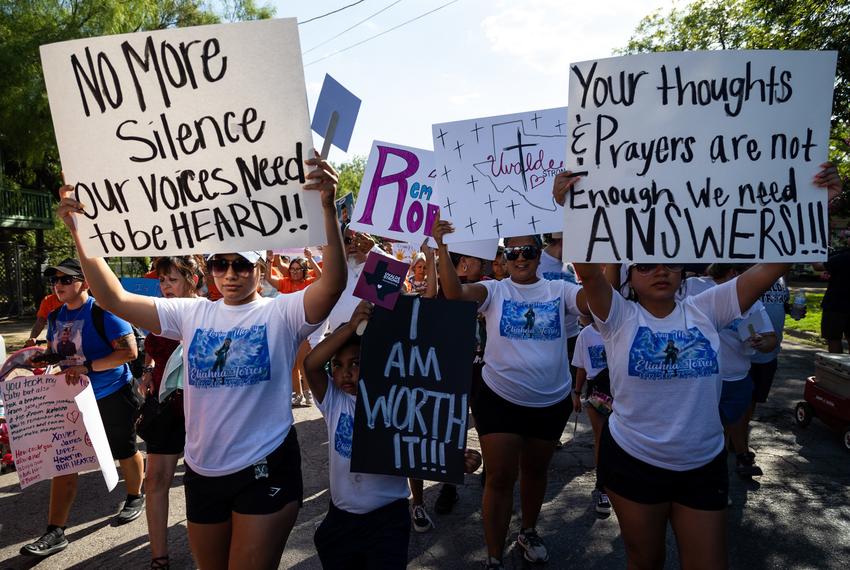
[432,214,589,569]
[552,164,842,570]
[55,153,346,570]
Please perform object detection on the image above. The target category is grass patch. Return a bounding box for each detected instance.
[784,292,823,336]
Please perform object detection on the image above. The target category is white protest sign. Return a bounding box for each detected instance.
[350,141,439,243]
[40,19,323,257]
[564,50,837,263]
[432,108,567,242]
[0,375,118,490]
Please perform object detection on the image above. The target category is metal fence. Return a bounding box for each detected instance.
[0,242,148,317]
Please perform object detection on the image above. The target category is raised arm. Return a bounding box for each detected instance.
[304,248,322,280]
[303,301,372,404]
[431,212,487,304]
[422,239,438,299]
[553,172,612,320]
[57,186,162,334]
[738,163,841,313]
[302,153,346,324]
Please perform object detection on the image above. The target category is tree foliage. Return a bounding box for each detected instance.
[621,0,850,210]
[333,155,367,200]
[0,0,274,191]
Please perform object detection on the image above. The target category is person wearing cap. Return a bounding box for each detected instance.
[20,259,145,558]
[552,164,842,570]
[54,152,346,569]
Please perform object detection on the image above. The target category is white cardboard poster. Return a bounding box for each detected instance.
[564,50,837,263]
[0,375,118,490]
[350,141,440,243]
[432,107,568,242]
[40,19,323,257]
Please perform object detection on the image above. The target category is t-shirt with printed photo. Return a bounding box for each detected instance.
[316,377,410,514]
[155,290,319,477]
[571,325,607,380]
[752,278,788,364]
[478,278,583,407]
[537,250,581,339]
[593,279,741,471]
[47,297,133,399]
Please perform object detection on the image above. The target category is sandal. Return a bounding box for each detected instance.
[150,556,170,569]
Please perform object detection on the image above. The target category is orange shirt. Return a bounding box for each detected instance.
[276,276,316,294]
[144,268,158,279]
[36,294,63,319]
[206,279,223,301]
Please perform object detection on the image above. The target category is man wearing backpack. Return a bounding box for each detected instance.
[21,258,146,558]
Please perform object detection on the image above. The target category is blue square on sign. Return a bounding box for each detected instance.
[311,74,361,152]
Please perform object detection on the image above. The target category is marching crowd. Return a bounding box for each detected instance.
[10,155,846,570]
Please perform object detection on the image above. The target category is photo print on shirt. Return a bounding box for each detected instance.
[498,299,562,341]
[627,326,718,380]
[187,325,271,387]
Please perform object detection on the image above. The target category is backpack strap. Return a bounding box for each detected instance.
[90,303,110,346]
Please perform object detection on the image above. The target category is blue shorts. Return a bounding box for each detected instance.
[719,376,754,426]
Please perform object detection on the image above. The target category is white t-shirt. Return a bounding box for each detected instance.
[593,279,741,471]
[684,278,773,382]
[316,377,410,514]
[155,291,319,476]
[571,325,607,380]
[537,250,581,338]
[478,277,583,407]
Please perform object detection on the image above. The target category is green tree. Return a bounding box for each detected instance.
[333,155,367,200]
[0,0,274,192]
[621,0,849,210]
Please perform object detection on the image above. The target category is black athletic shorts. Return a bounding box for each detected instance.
[598,424,728,511]
[143,393,186,456]
[184,427,303,524]
[750,359,779,404]
[97,382,140,460]
[472,381,571,441]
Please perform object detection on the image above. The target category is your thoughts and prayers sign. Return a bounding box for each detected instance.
[564,50,837,263]
[40,19,323,257]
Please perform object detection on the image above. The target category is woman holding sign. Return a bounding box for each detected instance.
[433,214,590,569]
[552,164,841,570]
[55,152,347,570]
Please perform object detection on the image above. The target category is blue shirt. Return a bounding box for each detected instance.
[47,297,133,399]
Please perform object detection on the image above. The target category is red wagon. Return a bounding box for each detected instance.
[795,353,850,452]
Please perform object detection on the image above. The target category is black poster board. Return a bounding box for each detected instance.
[351,296,477,484]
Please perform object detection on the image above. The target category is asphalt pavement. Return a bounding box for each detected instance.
[1,339,848,569]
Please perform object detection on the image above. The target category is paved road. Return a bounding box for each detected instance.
[1,339,848,569]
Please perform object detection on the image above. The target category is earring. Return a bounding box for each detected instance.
[462,263,468,271]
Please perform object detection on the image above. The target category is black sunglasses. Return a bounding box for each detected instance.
[209,258,257,277]
[48,275,82,286]
[633,263,684,274]
[504,245,540,261]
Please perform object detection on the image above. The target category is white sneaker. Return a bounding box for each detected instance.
[595,491,612,516]
[410,504,434,533]
[516,528,549,563]
[292,392,303,406]
[304,391,314,406]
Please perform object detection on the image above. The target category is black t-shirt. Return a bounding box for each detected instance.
[823,250,850,313]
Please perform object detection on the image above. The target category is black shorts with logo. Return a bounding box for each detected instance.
[184,427,303,524]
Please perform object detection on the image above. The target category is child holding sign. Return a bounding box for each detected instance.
[55,152,347,570]
[303,301,482,568]
[553,164,841,570]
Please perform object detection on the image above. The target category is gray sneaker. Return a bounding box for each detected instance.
[516,528,549,563]
[20,527,69,557]
[115,494,145,524]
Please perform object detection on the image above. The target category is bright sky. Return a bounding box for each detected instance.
[269,0,684,161]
